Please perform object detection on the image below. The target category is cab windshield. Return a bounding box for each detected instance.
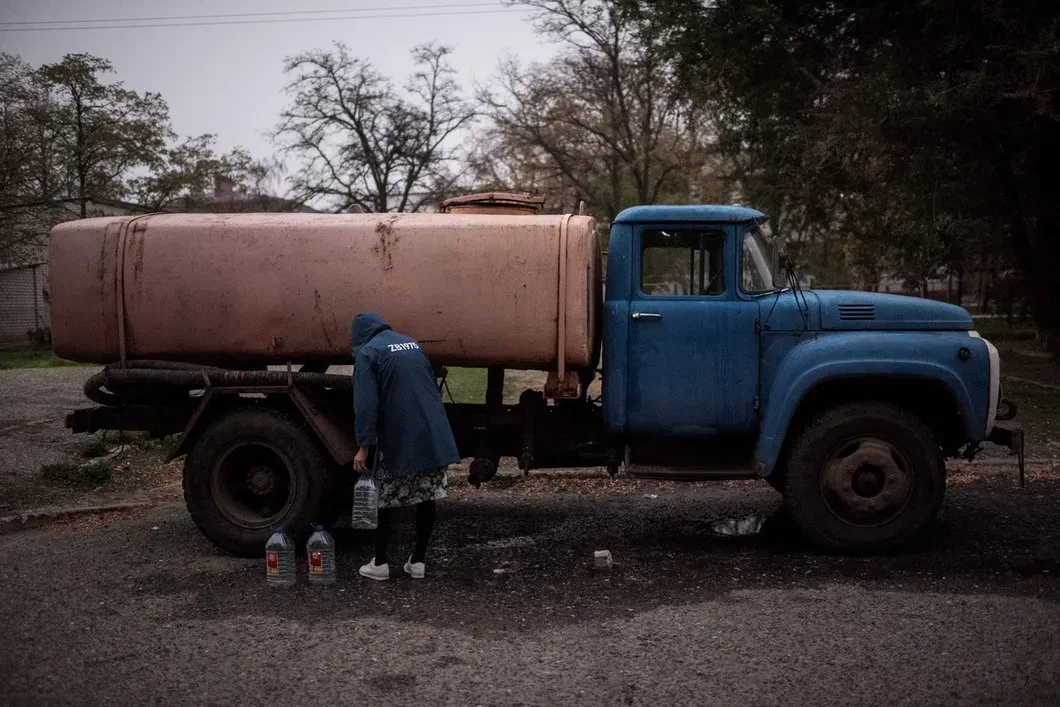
[741,222,780,294]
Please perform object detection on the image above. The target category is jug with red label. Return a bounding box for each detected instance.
[265,527,296,589]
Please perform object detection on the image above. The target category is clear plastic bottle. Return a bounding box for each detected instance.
[265,527,296,589]
[351,470,379,530]
[306,523,336,586]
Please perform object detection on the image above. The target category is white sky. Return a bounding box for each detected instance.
[0,1,559,168]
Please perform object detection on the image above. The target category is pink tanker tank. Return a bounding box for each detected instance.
[49,211,601,372]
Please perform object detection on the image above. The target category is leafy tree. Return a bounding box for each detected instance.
[275,42,475,213]
[0,53,68,263]
[652,0,1060,348]
[129,136,274,212]
[1,52,280,263]
[0,54,35,204]
[34,54,170,217]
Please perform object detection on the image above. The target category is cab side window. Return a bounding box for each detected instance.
[640,230,725,296]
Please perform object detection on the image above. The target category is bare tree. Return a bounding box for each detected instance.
[477,0,722,220]
[276,43,475,213]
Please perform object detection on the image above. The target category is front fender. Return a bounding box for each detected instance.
[755,331,990,477]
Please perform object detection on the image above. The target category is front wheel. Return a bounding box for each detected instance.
[783,402,945,552]
[182,406,336,556]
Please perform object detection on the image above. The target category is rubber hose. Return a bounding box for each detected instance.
[83,364,352,406]
[121,360,227,372]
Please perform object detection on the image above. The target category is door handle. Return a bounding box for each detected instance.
[632,312,662,320]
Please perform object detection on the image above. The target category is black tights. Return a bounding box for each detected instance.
[374,501,436,565]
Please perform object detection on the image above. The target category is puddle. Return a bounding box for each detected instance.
[711,515,767,537]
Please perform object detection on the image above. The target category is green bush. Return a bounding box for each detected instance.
[40,460,111,487]
[80,440,111,459]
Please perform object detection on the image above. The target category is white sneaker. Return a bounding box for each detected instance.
[359,559,389,581]
[404,556,425,579]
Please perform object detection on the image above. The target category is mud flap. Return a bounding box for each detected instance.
[987,427,1026,487]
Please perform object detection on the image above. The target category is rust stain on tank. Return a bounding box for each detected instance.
[313,289,335,349]
[373,215,401,270]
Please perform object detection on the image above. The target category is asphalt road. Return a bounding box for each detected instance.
[2,469,1057,706]
[0,367,94,481]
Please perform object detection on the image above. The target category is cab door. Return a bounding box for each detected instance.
[625,225,759,435]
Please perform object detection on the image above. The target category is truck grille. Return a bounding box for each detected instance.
[838,303,876,320]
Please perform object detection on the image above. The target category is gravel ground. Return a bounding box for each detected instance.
[0,367,94,480]
[1,467,1058,706]
[2,368,1058,704]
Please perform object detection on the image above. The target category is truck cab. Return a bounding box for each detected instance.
[602,205,1014,550]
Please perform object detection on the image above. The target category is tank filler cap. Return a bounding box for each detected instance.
[440,192,545,214]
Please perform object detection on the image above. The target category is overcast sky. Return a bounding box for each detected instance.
[0,0,559,170]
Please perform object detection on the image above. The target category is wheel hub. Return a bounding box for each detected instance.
[211,442,295,529]
[821,437,913,526]
[246,464,277,496]
[852,466,885,497]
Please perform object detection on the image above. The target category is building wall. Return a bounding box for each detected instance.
[1,199,149,345]
[0,263,50,343]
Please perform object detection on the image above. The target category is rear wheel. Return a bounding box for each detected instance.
[783,402,945,552]
[183,406,336,556]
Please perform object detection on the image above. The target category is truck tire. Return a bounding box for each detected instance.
[182,406,336,557]
[783,402,944,552]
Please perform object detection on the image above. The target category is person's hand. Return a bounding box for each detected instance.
[354,446,369,473]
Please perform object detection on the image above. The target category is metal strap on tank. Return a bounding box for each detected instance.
[556,213,572,380]
[115,214,157,368]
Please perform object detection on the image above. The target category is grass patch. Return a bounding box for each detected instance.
[0,345,82,370]
[972,317,1038,341]
[40,459,112,487]
[441,367,487,403]
[82,432,178,459]
[81,440,111,459]
[1003,380,1060,447]
[1,432,180,513]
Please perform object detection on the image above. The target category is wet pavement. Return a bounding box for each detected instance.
[1,468,1058,705]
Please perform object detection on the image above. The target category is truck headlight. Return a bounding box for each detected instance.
[969,331,1000,435]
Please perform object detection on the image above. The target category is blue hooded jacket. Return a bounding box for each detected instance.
[351,313,460,478]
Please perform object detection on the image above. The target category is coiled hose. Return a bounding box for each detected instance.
[84,360,352,406]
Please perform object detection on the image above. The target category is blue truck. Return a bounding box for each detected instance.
[598,205,1020,550]
[64,204,1021,555]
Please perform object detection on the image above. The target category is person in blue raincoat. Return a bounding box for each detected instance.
[351,312,460,581]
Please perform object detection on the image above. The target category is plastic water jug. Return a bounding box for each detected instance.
[265,527,296,588]
[306,523,336,586]
[351,468,379,530]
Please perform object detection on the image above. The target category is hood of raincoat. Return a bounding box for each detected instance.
[351,312,392,358]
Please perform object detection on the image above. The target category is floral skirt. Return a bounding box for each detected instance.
[377,465,448,508]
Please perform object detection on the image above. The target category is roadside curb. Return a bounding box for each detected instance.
[1003,375,1060,392]
[949,458,1056,469]
[0,501,154,534]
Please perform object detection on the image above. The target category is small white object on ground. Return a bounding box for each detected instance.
[712,515,766,537]
[151,526,159,531]
[643,493,658,499]
[493,568,506,574]
[594,550,613,570]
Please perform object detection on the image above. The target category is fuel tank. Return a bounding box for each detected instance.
[49,211,601,370]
